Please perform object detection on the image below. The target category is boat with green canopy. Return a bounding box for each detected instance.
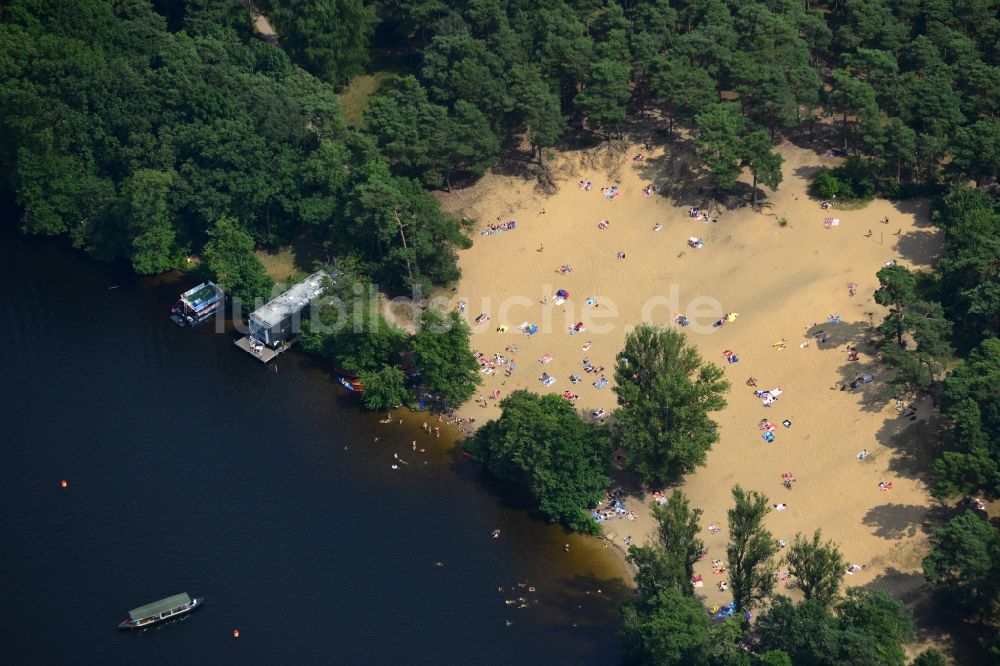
[118,593,203,630]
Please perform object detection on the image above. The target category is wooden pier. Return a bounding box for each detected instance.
[235,336,293,364]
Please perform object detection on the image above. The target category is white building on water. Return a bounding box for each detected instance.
[235,270,328,363]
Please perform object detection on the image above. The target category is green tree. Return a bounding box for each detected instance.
[611,325,729,484]
[359,365,410,411]
[882,117,918,184]
[620,588,712,666]
[300,275,407,374]
[628,490,703,599]
[934,188,1000,347]
[727,485,777,612]
[874,264,953,394]
[755,596,842,664]
[267,0,376,85]
[470,391,610,533]
[741,130,784,206]
[756,589,913,666]
[365,77,499,190]
[758,651,793,666]
[951,120,1000,187]
[573,58,630,137]
[202,216,274,305]
[536,4,594,111]
[509,63,565,160]
[922,510,1000,622]
[119,169,185,274]
[827,69,877,152]
[342,159,468,292]
[411,308,480,407]
[420,31,512,123]
[836,588,914,666]
[435,100,501,189]
[364,77,438,181]
[911,648,947,666]
[784,530,846,606]
[695,103,746,191]
[651,56,715,136]
[933,338,1000,499]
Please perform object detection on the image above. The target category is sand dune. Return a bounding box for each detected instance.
[440,138,942,612]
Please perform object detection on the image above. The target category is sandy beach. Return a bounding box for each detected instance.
[438,135,944,619]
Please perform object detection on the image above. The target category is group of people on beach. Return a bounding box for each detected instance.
[482,219,516,235]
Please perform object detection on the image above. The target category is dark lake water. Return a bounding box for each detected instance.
[0,223,629,665]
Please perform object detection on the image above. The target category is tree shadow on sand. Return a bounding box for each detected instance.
[862,503,937,540]
[634,141,718,210]
[894,228,944,267]
[873,412,947,482]
[800,319,895,414]
[793,164,827,183]
[783,121,845,157]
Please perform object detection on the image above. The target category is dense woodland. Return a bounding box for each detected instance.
[2,1,999,663]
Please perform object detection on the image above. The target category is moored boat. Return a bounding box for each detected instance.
[170,282,223,327]
[338,376,364,392]
[118,593,203,630]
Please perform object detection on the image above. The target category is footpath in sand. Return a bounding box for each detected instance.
[439,138,943,614]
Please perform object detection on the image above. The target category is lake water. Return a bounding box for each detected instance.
[0,221,628,665]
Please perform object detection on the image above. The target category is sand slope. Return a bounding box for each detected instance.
[440,139,942,615]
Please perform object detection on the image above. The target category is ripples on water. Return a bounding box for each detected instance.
[0,225,628,665]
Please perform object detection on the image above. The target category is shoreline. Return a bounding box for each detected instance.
[437,134,946,649]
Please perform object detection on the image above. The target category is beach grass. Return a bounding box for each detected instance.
[255,246,308,284]
[337,71,396,128]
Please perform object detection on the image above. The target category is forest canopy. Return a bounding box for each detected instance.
[2,0,998,295]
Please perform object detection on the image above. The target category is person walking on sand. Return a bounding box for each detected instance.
[865,229,872,238]
[894,228,902,236]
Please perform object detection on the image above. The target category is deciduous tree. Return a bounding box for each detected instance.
[628,490,703,599]
[923,510,1000,623]
[784,530,846,606]
[411,308,480,407]
[727,485,777,612]
[470,391,609,532]
[202,216,274,305]
[612,325,729,484]
[933,338,1000,499]
[359,365,411,412]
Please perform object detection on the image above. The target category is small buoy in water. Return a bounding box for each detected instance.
[233,628,240,638]
[60,480,68,488]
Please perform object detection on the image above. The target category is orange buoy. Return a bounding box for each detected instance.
[233,628,240,638]
[60,480,68,488]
